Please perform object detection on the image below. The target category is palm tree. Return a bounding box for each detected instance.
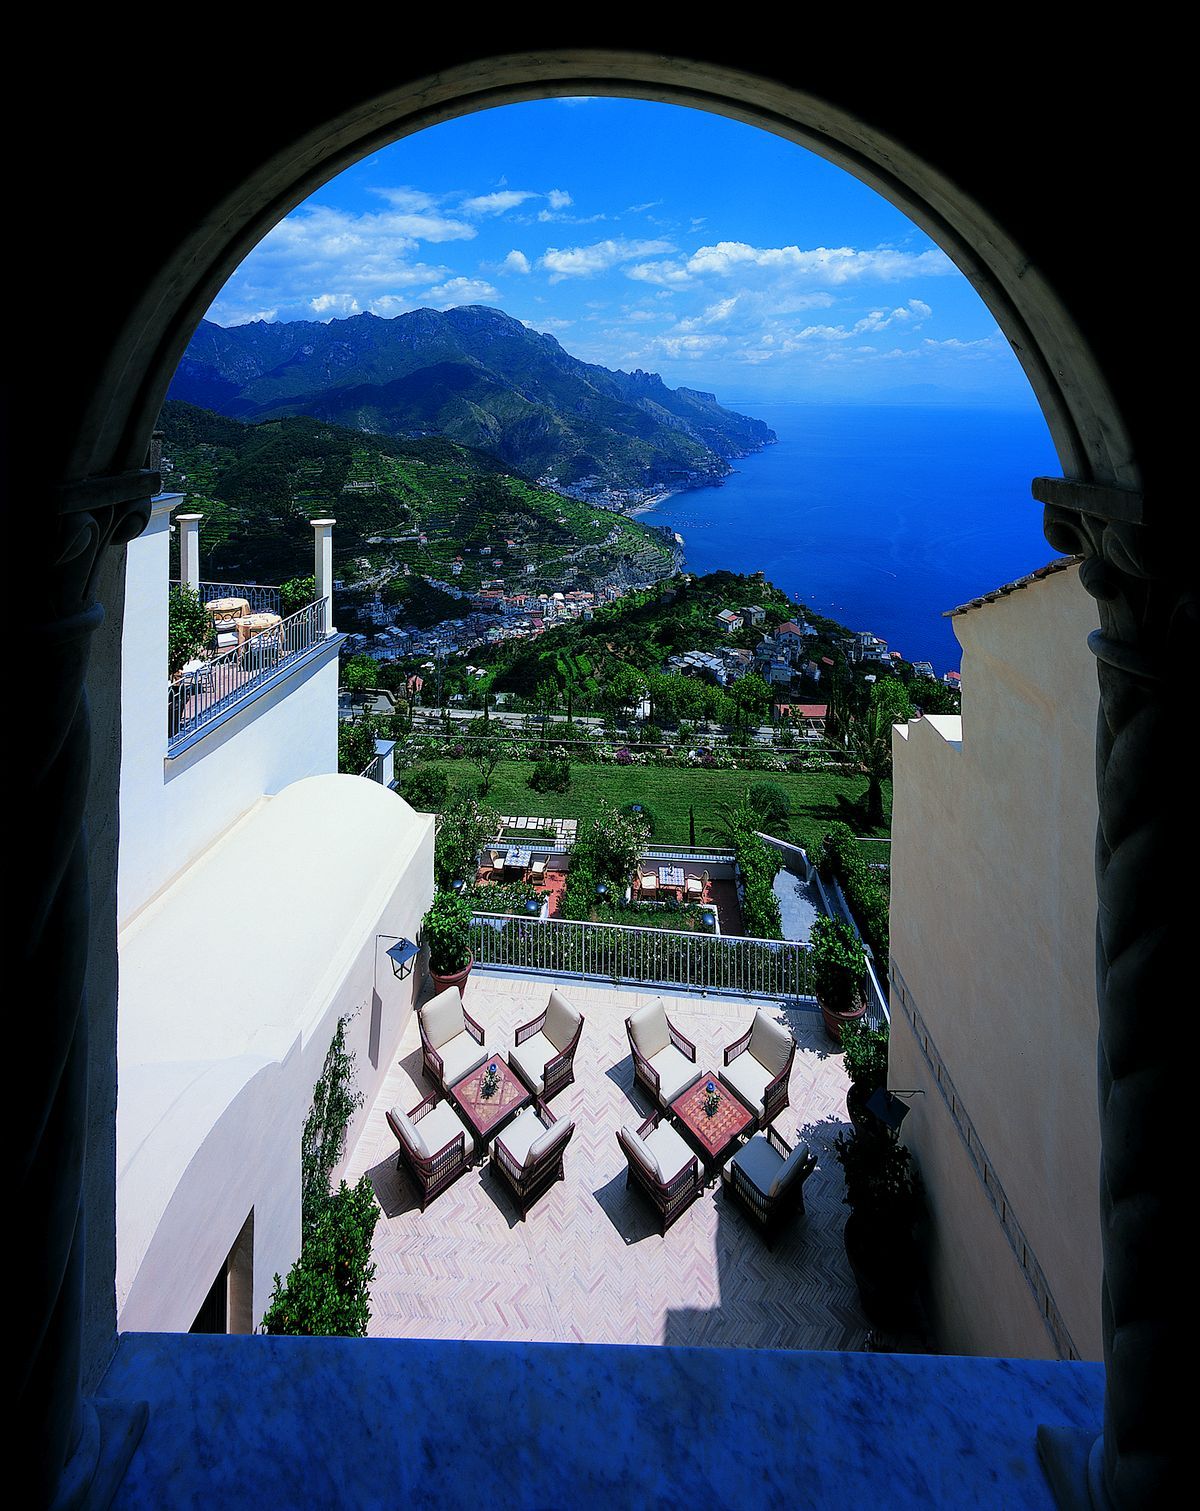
[844,687,908,827]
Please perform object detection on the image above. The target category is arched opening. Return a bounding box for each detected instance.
[78,53,1133,493]
[30,40,1165,1511]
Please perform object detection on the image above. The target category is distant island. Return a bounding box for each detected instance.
[169,304,776,506]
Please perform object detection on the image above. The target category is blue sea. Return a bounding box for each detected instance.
[642,401,1061,673]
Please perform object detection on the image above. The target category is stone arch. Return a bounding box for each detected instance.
[82,51,1131,493]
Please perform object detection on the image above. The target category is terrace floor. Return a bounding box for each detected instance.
[344,972,870,1351]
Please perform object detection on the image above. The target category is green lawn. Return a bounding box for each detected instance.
[424,759,891,847]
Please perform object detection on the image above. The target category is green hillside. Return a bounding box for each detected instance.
[158,401,676,622]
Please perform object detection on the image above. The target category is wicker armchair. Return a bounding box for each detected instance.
[492,1100,575,1219]
[618,1111,703,1234]
[685,869,709,900]
[509,989,584,1101]
[719,1007,796,1129]
[722,1125,817,1245]
[418,986,488,1091]
[386,1095,474,1211]
[625,998,702,1108]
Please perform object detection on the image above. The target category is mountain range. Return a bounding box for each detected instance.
[169,305,776,492]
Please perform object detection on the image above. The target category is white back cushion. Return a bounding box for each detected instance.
[528,1118,573,1167]
[544,989,581,1051]
[769,1140,813,1199]
[749,1009,793,1077]
[391,1106,429,1161]
[421,987,465,1050]
[621,1124,662,1183]
[628,999,669,1060]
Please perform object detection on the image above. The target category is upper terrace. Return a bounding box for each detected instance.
[165,513,338,755]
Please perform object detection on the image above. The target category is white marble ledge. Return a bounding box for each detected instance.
[104,1333,1103,1510]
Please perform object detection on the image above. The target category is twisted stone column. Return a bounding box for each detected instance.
[1035,478,1188,1511]
[23,476,153,1509]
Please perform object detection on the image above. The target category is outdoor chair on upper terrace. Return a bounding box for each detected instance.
[386,1094,475,1211]
[637,871,658,897]
[626,998,702,1109]
[721,1125,817,1246]
[418,986,489,1092]
[719,1007,796,1129]
[508,988,584,1101]
[492,1100,575,1219]
[685,869,710,901]
[618,1111,703,1235]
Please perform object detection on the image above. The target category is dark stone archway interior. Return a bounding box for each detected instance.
[20,32,1177,1509]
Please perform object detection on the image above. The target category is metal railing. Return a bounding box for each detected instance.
[469,912,813,998]
[171,579,283,614]
[168,599,326,749]
[358,753,385,784]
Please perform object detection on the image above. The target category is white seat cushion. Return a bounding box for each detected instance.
[770,1139,814,1199]
[543,989,581,1052]
[728,1133,785,1196]
[643,1119,694,1183]
[509,1031,556,1094]
[748,1010,794,1078]
[414,1100,469,1160]
[438,1034,489,1088]
[640,874,658,891]
[721,1053,774,1115]
[498,1106,546,1167]
[648,1045,702,1106]
[421,987,466,1050]
[628,999,669,1060]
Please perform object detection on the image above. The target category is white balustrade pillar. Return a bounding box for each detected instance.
[176,512,203,593]
[310,518,336,634]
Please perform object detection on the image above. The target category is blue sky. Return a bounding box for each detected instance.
[209,98,1037,408]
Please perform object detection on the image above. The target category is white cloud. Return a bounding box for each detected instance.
[522,317,574,331]
[540,238,676,282]
[556,97,596,107]
[546,189,573,210]
[781,299,935,347]
[461,189,539,216]
[372,186,439,213]
[423,276,500,308]
[309,293,361,317]
[500,250,532,275]
[627,241,954,290]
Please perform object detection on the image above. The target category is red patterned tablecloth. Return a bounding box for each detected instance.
[671,1073,753,1162]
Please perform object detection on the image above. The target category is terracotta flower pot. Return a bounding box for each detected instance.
[429,953,474,999]
[819,992,867,1044]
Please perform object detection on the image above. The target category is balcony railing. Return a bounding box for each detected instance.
[470,912,813,999]
[168,599,326,750]
[171,579,283,615]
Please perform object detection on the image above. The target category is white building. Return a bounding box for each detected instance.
[116,499,434,1334]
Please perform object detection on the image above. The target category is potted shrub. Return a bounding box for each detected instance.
[421,889,474,997]
[810,914,868,1042]
[834,1124,922,1329]
[840,1019,889,1129]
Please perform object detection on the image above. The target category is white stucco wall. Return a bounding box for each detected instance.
[117,775,435,1333]
[888,562,1101,1360]
[119,498,341,926]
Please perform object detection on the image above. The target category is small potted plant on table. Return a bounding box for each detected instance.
[810,914,868,1043]
[421,889,474,997]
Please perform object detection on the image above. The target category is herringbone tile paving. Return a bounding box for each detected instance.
[345,974,869,1350]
